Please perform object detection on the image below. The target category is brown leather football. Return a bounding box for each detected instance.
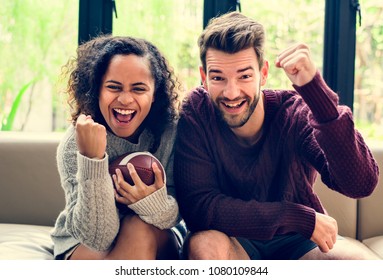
[108,152,165,185]
[109,152,165,186]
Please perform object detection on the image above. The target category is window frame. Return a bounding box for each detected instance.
[78,0,359,110]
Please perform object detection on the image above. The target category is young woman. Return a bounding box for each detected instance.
[51,35,183,260]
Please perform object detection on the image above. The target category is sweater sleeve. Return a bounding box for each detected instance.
[293,72,379,198]
[128,186,179,229]
[57,133,120,252]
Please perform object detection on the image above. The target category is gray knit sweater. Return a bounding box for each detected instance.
[51,122,179,258]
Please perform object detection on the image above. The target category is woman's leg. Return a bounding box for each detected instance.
[69,215,180,260]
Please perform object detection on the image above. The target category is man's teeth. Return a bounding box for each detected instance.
[114,108,135,115]
[224,101,243,108]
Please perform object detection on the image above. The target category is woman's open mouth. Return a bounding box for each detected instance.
[113,108,136,123]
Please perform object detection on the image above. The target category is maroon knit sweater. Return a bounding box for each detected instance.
[174,72,379,240]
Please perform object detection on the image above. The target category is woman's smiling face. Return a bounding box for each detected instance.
[99,54,155,139]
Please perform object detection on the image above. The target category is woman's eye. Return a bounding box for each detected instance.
[133,87,146,92]
[107,85,121,91]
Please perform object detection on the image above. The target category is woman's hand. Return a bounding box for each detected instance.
[75,114,107,159]
[113,161,165,205]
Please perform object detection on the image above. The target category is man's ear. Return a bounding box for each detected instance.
[199,66,208,89]
[260,60,269,86]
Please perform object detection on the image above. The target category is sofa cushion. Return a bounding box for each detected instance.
[341,236,381,258]
[0,224,54,260]
[363,236,383,259]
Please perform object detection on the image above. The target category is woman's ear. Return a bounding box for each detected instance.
[199,66,208,89]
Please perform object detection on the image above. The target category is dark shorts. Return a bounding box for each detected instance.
[236,233,317,260]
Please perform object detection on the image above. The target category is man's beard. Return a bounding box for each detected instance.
[214,89,261,128]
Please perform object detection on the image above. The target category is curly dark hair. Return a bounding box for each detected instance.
[62,35,180,152]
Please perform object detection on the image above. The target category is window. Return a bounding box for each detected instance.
[241,0,382,145]
[113,0,203,93]
[354,1,383,146]
[0,0,78,132]
[241,0,325,89]
[2,0,381,145]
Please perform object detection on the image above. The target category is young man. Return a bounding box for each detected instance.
[174,12,379,260]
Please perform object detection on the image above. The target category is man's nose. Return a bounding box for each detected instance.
[223,80,240,100]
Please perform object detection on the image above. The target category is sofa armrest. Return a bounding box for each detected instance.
[314,176,358,239]
[358,147,383,240]
[314,146,382,243]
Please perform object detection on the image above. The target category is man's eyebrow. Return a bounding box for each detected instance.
[237,66,254,73]
[208,66,254,74]
[208,69,222,74]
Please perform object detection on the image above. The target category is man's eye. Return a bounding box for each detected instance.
[212,76,223,81]
[241,74,251,79]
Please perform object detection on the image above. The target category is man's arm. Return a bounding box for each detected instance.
[278,43,378,198]
[277,43,379,252]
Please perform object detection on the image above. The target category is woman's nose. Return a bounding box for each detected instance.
[117,91,134,104]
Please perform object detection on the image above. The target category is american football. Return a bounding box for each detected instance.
[108,151,165,185]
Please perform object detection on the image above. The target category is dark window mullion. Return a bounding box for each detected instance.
[78,0,113,45]
[323,0,358,111]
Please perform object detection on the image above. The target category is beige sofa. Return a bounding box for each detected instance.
[0,132,382,259]
[314,144,383,259]
[0,132,64,259]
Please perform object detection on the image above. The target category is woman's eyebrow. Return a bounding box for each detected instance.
[132,82,148,86]
[105,79,122,84]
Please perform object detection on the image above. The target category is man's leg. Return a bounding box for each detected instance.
[185,230,250,260]
[300,238,380,260]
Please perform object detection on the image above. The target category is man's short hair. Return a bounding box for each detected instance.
[198,11,265,71]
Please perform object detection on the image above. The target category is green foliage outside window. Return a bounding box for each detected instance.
[0,0,78,132]
[354,0,383,145]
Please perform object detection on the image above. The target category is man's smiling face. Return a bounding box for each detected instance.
[200,47,268,128]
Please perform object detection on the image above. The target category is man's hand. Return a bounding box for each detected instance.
[311,212,338,253]
[75,114,107,159]
[275,43,317,86]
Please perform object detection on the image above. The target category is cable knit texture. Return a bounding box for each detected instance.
[174,72,379,241]
[51,122,179,258]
